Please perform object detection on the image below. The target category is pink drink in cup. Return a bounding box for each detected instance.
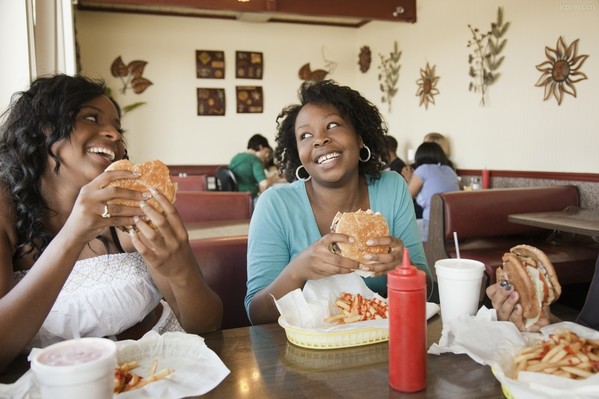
[31,337,117,399]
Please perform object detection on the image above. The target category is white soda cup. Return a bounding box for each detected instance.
[31,337,117,399]
[434,259,485,324]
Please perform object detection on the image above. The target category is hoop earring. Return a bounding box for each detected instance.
[359,145,372,163]
[295,165,312,181]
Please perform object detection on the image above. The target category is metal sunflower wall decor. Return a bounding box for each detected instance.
[467,7,510,106]
[535,36,589,106]
[415,62,440,109]
[378,41,402,113]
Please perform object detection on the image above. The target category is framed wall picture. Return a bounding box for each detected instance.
[236,51,263,79]
[196,50,225,79]
[197,88,225,116]
[236,86,263,113]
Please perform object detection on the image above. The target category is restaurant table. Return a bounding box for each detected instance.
[198,315,504,399]
[508,206,599,238]
[0,315,505,398]
[185,220,249,240]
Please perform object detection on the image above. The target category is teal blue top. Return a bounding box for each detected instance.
[244,171,431,318]
[229,152,266,198]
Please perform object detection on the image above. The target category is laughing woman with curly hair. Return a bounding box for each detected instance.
[245,80,431,325]
[0,75,222,371]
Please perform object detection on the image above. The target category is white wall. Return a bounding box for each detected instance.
[76,13,358,165]
[64,0,599,173]
[0,0,31,113]
[356,0,599,173]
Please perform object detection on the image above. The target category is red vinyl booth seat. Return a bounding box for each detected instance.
[174,191,253,223]
[190,236,250,329]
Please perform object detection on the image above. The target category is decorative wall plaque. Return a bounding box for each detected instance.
[236,51,263,79]
[236,86,263,113]
[196,50,225,79]
[197,88,225,116]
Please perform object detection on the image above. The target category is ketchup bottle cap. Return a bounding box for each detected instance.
[387,248,426,291]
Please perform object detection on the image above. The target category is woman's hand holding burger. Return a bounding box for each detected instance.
[487,244,561,332]
[486,281,551,332]
[128,187,195,282]
[287,233,362,282]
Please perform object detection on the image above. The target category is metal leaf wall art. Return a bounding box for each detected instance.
[110,56,153,94]
[467,7,510,106]
[298,47,337,82]
[535,36,589,105]
[378,41,402,113]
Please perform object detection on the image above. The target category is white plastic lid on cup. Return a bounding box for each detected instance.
[435,258,485,280]
[31,337,117,399]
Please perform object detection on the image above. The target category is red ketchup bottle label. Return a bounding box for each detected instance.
[387,248,427,392]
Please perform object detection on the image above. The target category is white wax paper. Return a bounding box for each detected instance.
[274,273,439,332]
[428,306,599,398]
[0,331,230,399]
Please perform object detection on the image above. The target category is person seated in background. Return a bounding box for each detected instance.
[264,146,287,185]
[245,79,431,325]
[229,133,279,199]
[385,135,422,219]
[423,132,455,170]
[408,142,460,242]
[385,135,411,181]
[487,254,599,332]
[0,74,222,372]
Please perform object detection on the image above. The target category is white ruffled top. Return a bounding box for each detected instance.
[14,252,169,348]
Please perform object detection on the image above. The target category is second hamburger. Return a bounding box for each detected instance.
[496,244,561,328]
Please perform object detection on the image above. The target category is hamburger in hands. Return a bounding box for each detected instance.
[330,209,390,277]
[105,159,177,229]
[496,245,561,328]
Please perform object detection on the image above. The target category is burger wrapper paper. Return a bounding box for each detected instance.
[428,307,599,398]
[0,331,230,398]
[274,273,440,332]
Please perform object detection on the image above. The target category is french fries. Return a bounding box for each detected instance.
[324,292,388,325]
[514,329,599,380]
[114,359,173,393]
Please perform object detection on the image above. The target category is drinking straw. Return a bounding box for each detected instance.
[453,231,461,259]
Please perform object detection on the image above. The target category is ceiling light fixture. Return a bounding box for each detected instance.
[392,6,405,17]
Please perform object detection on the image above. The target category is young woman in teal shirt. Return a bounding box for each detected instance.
[245,80,432,325]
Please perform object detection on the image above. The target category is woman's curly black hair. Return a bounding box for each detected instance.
[274,80,389,182]
[0,74,113,260]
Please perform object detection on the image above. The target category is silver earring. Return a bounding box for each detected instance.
[295,165,312,181]
[359,145,372,162]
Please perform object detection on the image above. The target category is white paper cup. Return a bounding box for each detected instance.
[31,337,117,399]
[435,258,485,324]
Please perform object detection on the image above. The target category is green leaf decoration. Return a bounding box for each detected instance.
[467,7,510,106]
[122,102,146,114]
[377,41,402,112]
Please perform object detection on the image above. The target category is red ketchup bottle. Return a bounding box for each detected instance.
[387,248,427,392]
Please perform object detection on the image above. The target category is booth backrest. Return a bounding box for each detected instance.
[168,164,224,177]
[440,185,579,240]
[190,236,250,329]
[172,174,207,191]
[425,185,598,288]
[175,191,253,223]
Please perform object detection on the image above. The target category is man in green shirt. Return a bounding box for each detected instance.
[229,134,277,198]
